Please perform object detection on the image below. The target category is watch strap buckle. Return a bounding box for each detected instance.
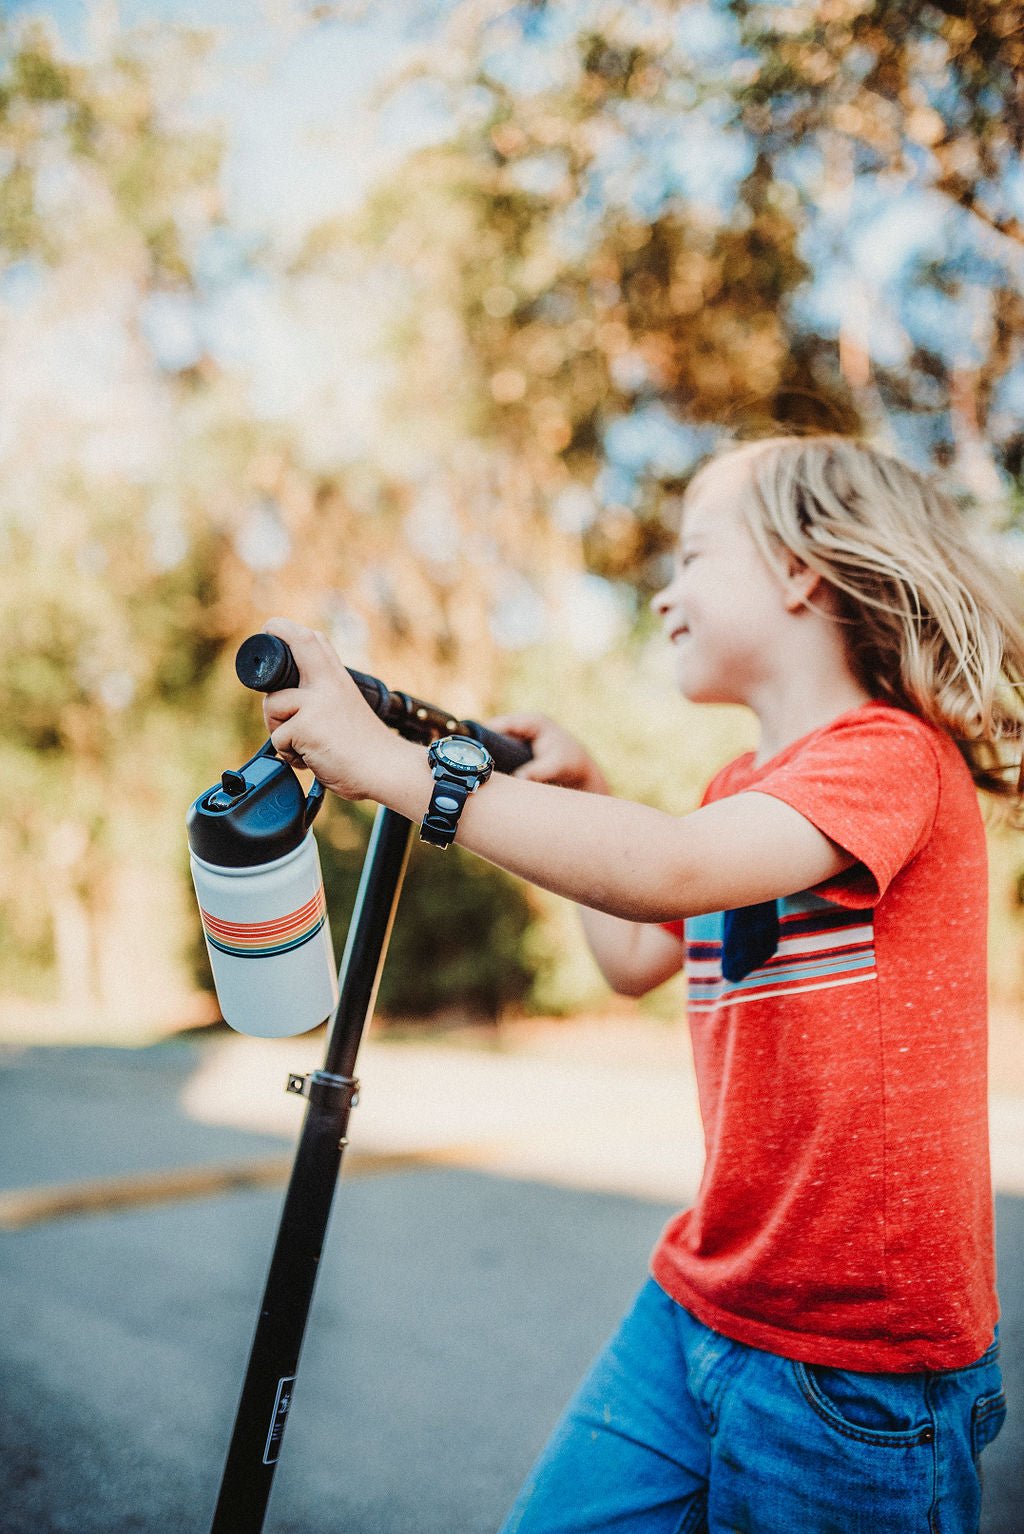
[419,776,471,847]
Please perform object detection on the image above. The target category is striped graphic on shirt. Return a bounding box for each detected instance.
[200,889,328,960]
[686,892,876,1012]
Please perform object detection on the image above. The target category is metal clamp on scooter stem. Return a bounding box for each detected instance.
[286,1070,360,1109]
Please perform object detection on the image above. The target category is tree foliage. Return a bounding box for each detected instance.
[381,0,1024,544]
[0,17,545,1029]
[2,4,1022,1029]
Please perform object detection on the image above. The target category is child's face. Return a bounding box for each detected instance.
[652,454,794,705]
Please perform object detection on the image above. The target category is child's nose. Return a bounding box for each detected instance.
[651,582,674,617]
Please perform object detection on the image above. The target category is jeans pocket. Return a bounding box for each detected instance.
[793,1361,933,1447]
[971,1390,1007,1460]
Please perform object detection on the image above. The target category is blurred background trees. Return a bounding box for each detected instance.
[1,0,1022,1039]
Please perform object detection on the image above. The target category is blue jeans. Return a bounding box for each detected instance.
[499,1278,1006,1534]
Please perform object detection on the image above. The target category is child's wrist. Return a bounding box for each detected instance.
[371,731,430,815]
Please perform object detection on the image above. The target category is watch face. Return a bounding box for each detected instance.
[437,736,489,771]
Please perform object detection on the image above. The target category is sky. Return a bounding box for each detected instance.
[7,0,451,242]
[3,1,456,465]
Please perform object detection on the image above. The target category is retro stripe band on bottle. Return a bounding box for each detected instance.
[200,890,328,959]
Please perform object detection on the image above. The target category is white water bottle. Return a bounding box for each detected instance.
[186,749,339,1038]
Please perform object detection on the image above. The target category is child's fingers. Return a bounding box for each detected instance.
[513,744,587,784]
[486,712,546,739]
[512,758,552,781]
[268,718,303,767]
[262,616,334,685]
[485,716,569,781]
[262,688,302,732]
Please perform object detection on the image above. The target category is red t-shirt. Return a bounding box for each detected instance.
[652,700,998,1371]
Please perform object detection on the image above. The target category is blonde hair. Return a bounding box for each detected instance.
[693,434,1024,808]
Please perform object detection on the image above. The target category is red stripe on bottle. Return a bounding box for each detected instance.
[201,890,325,941]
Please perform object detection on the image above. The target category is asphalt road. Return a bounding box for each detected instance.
[1,1042,1021,1534]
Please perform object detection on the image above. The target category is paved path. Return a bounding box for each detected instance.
[1,1030,1021,1532]
[178,1019,1024,1201]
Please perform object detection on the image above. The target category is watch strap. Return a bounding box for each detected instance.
[419,776,472,848]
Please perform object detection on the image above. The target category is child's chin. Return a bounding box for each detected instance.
[676,668,738,706]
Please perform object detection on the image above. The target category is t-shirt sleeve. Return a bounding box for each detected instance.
[750,709,942,908]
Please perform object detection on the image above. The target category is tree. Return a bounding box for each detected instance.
[0,20,246,1030]
[375,0,1024,530]
[0,16,543,1031]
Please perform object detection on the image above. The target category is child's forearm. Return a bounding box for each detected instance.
[576,905,687,996]
[576,903,642,961]
[375,736,690,923]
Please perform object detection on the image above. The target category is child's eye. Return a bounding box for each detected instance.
[680,552,698,568]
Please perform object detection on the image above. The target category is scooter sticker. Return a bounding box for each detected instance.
[263,1376,296,1465]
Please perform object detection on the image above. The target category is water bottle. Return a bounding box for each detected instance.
[186,746,339,1038]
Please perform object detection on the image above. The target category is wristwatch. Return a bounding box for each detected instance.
[420,735,495,848]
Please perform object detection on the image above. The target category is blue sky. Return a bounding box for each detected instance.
[6,0,450,246]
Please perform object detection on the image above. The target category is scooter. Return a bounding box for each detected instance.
[187,632,530,1534]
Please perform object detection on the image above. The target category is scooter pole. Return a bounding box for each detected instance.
[208,636,530,1534]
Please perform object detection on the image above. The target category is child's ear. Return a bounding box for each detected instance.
[782,552,823,612]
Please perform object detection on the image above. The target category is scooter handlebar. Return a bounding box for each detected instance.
[235,633,533,776]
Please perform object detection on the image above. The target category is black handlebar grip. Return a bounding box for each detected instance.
[234,633,534,775]
[235,634,389,716]
[235,634,299,693]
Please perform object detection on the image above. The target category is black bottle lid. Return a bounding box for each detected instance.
[186,754,309,868]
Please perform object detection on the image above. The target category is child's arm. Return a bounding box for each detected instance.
[576,908,685,995]
[261,620,856,922]
[483,710,685,996]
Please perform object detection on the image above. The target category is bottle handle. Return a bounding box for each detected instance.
[242,738,325,830]
[304,778,326,829]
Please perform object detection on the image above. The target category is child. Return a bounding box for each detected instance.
[261,434,1021,1533]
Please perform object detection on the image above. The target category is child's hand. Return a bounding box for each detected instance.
[486,712,610,793]
[260,617,400,800]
